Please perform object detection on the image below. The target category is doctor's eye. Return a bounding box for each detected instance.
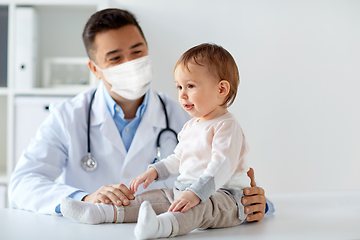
[110,56,122,62]
[132,50,142,55]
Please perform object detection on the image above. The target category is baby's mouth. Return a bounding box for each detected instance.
[184,104,194,111]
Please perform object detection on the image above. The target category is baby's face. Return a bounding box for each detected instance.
[174,63,226,121]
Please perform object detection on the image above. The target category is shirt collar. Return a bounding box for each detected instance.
[102,85,149,120]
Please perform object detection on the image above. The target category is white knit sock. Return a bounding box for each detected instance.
[134,201,173,239]
[60,197,114,224]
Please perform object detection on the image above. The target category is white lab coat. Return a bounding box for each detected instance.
[9,82,190,215]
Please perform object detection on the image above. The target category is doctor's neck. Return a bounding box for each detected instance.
[113,93,144,119]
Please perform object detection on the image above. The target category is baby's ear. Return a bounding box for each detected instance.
[218,80,230,97]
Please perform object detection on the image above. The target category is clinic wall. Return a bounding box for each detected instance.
[113,0,360,194]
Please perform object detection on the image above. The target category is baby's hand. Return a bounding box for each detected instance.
[168,190,200,213]
[129,167,158,194]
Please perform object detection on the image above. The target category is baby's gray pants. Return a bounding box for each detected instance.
[118,188,244,236]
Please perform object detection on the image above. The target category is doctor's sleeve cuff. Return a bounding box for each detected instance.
[265,198,275,215]
[55,190,89,214]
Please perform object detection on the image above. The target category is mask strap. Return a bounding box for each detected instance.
[91,61,103,72]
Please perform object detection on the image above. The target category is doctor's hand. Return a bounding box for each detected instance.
[168,190,200,213]
[242,167,267,222]
[129,167,158,194]
[82,184,135,206]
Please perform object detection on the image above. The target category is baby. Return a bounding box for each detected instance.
[61,43,251,239]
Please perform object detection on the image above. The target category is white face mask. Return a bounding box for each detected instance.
[94,55,152,100]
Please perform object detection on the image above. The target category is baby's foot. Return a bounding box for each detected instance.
[134,201,172,239]
[61,197,114,224]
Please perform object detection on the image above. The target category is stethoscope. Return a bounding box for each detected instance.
[81,90,178,171]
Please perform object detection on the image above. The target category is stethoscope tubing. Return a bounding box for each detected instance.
[82,89,177,171]
[87,89,97,154]
[156,94,179,148]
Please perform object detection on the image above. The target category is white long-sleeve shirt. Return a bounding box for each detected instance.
[153,112,251,202]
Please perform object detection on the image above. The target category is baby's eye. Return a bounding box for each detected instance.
[176,85,182,90]
[187,84,195,89]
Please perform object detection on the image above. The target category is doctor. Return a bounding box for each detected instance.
[9,8,272,222]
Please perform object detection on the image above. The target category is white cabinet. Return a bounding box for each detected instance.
[14,96,71,164]
[0,184,6,209]
[0,0,112,206]
[0,96,7,179]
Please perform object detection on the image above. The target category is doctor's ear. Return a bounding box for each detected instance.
[88,60,102,80]
[218,80,230,97]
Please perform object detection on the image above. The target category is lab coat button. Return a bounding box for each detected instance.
[115,106,120,111]
[126,127,129,132]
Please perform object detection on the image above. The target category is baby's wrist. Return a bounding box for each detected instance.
[148,167,158,179]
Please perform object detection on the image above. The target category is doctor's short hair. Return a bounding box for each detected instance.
[82,8,146,61]
[174,43,240,107]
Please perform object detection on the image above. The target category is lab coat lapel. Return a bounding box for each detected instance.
[100,114,127,155]
[91,83,127,156]
[124,89,166,164]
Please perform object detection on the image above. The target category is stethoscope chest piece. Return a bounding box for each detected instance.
[81,153,97,172]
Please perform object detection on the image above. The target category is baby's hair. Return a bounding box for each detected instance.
[175,43,239,107]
